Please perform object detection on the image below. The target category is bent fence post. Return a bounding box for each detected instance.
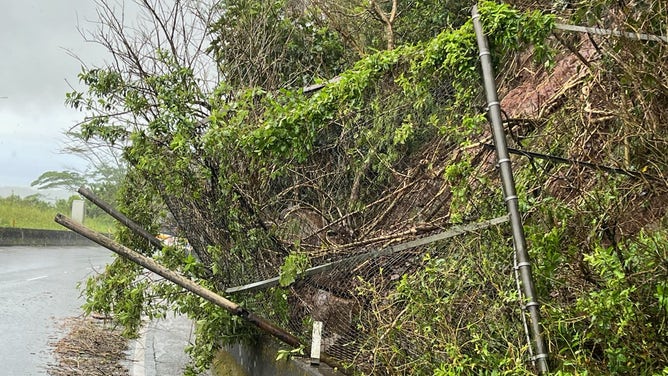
[78,186,163,251]
[54,214,345,372]
[471,5,549,374]
[77,187,215,278]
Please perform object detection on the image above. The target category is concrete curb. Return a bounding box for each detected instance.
[127,315,207,376]
[127,315,341,376]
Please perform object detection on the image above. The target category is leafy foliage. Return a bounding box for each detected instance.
[70,0,668,375]
[356,249,535,375]
[279,252,311,287]
[207,0,350,89]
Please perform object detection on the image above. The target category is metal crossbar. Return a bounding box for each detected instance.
[555,23,668,43]
[225,215,509,294]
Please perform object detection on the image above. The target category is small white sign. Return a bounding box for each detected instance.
[311,320,323,366]
[72,200,85,223]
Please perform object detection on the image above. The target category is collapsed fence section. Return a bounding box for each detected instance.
[68,185,536,373]
[59,3,668,374]
[225,215,538,374]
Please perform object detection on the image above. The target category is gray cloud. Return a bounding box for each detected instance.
[0,0,105,107]
[0,0,109,186]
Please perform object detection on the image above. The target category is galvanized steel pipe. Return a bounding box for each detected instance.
[471,5,549,373]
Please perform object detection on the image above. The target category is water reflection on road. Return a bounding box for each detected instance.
[0,246,113,376]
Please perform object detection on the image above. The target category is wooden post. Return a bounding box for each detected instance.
[78,186,214,278]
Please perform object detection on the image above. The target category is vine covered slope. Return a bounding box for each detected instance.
[71,0,667,374]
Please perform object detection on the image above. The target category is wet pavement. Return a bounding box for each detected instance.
[0,245,328,376]
[128,313,204,376]
[0,246,113,376]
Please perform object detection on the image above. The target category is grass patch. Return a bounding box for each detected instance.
[0,195,116,233]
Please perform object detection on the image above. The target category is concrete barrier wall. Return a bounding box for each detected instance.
[213,338,340,376]
[0,227,96,246]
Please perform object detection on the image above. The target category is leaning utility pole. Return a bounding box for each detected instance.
[54,213,345,372]
[471,5,549,374]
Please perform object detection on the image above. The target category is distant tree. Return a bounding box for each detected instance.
[31,171,86,191]
[31,162,124,210]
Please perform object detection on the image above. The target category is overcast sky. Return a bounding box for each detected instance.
[0,0,110,187]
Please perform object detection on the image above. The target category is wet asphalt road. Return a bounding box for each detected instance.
[0,246,113,376]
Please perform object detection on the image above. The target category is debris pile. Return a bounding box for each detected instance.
[48,316,129,376]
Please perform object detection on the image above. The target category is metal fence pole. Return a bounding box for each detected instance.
[471,5,549,373]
